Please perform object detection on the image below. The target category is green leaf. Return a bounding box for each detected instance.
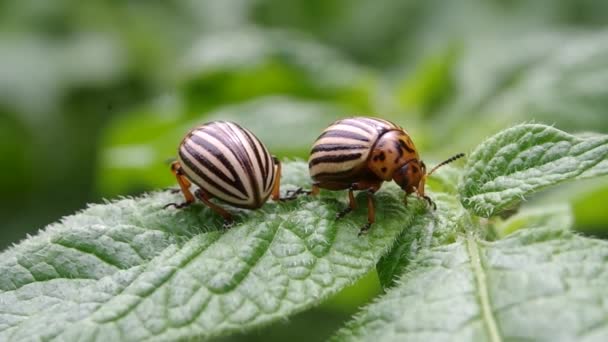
[460,124,608,218]
[377,166,469,289]
[527,176,608,236]
[493,204,572,238]
[429,32,608,157]
[0,162,428,341]
[395,45,460,117]
[180,29,376,114]
[333,226,608,342]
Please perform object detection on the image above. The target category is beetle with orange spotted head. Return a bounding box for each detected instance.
[309,117,464,235]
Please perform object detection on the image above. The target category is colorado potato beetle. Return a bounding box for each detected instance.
[165,120,299,225]
[309,116,464,235]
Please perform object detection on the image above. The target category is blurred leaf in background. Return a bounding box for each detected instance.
[2,0,608,340]
[0,0,250,246]
[98,96,347,196]
[180,29,377,115]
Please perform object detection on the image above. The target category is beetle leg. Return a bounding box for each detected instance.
[416,166,436,209]
[270,157,312,201]
[194,189,234,227]
[423,195,437,210]
[282,187,313,201]
[271,157,313,201]
[164,161,195,209]
[311,183,320,196]
[271,156,282,201]
[334,181,381,235]
[358,188,377,236]
[413,185,436,210]
[337,186,357,219]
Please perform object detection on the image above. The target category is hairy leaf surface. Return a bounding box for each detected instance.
[334,226,608,342]
[377,166,469,288]
[0,162,424,341]
[460,124,608,217]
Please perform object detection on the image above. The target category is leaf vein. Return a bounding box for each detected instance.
[466,233,502,342]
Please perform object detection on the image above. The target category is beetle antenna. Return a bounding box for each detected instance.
[428,153,465,176]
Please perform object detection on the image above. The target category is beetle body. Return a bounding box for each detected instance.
[309,117,421,187]
[166,121,286,224]
[309,116,463,235]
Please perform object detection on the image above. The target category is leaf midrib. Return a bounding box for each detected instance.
[466,233,502,342]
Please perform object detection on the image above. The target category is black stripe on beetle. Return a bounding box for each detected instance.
[187,133,247,193]
[309,152,363,166]
[182,140,247,196]
[216,122,262,203]
[312,168,358,179]
[311,144,368,153]
[237,123,270,190]
[179,147,249,201]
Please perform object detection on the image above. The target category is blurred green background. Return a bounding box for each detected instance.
[2,0,608,340]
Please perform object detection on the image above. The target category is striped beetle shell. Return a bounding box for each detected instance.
[309,117,420,183]
[308,116,463,234]
[178,121,276,209]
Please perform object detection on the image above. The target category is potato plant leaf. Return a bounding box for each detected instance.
[492,203,572,238]
[376,166,470,289]
[334,225,608,342]
[460,124,608,217]
[0,162,428,341]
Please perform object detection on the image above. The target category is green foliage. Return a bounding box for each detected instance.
[3,1,608,341]
[460,124,608,217]
[3,124,608,341]
[180,30,376,115]
[333,227,608,341]
[492,204,572,239]
[0,163,426,341]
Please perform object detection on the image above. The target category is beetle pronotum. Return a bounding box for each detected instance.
[309,116,464,235]
[165,120,301,225]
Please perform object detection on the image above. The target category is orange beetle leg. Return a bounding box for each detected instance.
[418,163,436,210]
[271,157,312,201]
[194,189,234,228]
[311,184,320,196]
[332,180,382,235]
[164,161,195,209]
[337,187,357,219]
[358,188,377,236]
[415,179,436,210]
[271,157,282,201]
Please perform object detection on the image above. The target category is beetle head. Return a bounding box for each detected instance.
[392,160,424,194]
[393,153,466,195]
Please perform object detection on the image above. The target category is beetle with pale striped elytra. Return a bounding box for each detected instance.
[309,116,464,235]
[165,120,302,225]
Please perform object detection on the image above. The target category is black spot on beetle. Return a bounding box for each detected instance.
[394,141,404,163]
[399,139,415,153]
